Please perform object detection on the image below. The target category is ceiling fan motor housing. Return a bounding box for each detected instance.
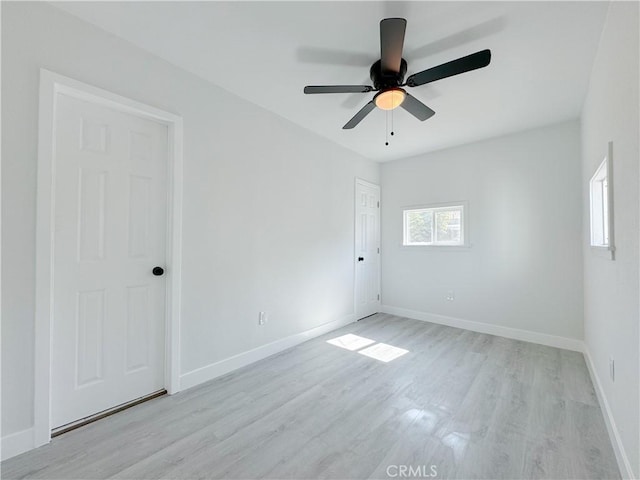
[370,58,408,90]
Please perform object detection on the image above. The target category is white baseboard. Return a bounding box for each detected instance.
[583,346,635,479]
[381,305,584,352]
[1,427,34,461]
[381,305,633,478]
[180,314,356,391]
[0,315,355,462]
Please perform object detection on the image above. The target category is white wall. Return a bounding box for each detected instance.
[1,1,378,447]
[380,121,584,344]
[581,2,639,477]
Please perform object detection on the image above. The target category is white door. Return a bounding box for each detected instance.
[355,179,380,319]
[51,94,168,429]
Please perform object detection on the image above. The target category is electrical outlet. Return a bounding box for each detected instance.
[446,290,455,301]
[258,311,267,326]
[609,356,615,381]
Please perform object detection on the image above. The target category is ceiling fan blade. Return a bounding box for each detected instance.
[341,78,373,109]
[406,49,491,87]
[400,93,435,121]
[343,101,376,129]
[304,85,374,94]
[380,18,407,74]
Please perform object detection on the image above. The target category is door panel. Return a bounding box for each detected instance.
[355,181,380,319]
[52,94,168,428]
[125,285,151,373]
[77,169,108,262]
[128,175,152,258]
[75,289,105,387]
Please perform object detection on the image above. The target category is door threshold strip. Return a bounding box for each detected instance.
[51,389,167,438]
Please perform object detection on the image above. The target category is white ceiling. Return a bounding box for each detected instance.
[53,1,609,162]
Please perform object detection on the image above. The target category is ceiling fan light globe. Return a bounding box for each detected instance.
[374,89,406,110]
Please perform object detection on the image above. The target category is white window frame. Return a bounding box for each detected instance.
[402,201,468,247]
[589,141,615,260]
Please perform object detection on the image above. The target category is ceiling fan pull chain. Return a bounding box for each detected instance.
[391,103,395,137]
[385,110,389,146]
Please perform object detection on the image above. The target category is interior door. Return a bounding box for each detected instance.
[51,93,168,429]
[355,179,381,319]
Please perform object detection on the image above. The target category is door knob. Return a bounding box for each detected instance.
[358,257,364,262]
[152,266,165,276]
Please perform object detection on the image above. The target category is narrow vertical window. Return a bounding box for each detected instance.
[590,157,609,248]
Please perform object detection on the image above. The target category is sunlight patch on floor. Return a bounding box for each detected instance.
[326,333,376,351]
[326,333,410,363]
[441,431,470,462]
[357,342,409,362]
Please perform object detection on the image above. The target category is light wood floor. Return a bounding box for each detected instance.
[2,314,620,479]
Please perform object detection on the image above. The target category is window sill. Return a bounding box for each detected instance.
[401,244,472,251]
[590,245,615,260]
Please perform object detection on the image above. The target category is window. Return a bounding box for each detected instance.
[589,142,615,259]
[403,204,465,246]
[590,158,609,247]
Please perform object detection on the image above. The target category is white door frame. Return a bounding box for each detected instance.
[34,69,184,447]
[354,178,381,319]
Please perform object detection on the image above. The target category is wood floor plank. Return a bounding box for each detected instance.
[1,314,620,480]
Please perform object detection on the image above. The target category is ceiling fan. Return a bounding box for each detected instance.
[303,18,491,130]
